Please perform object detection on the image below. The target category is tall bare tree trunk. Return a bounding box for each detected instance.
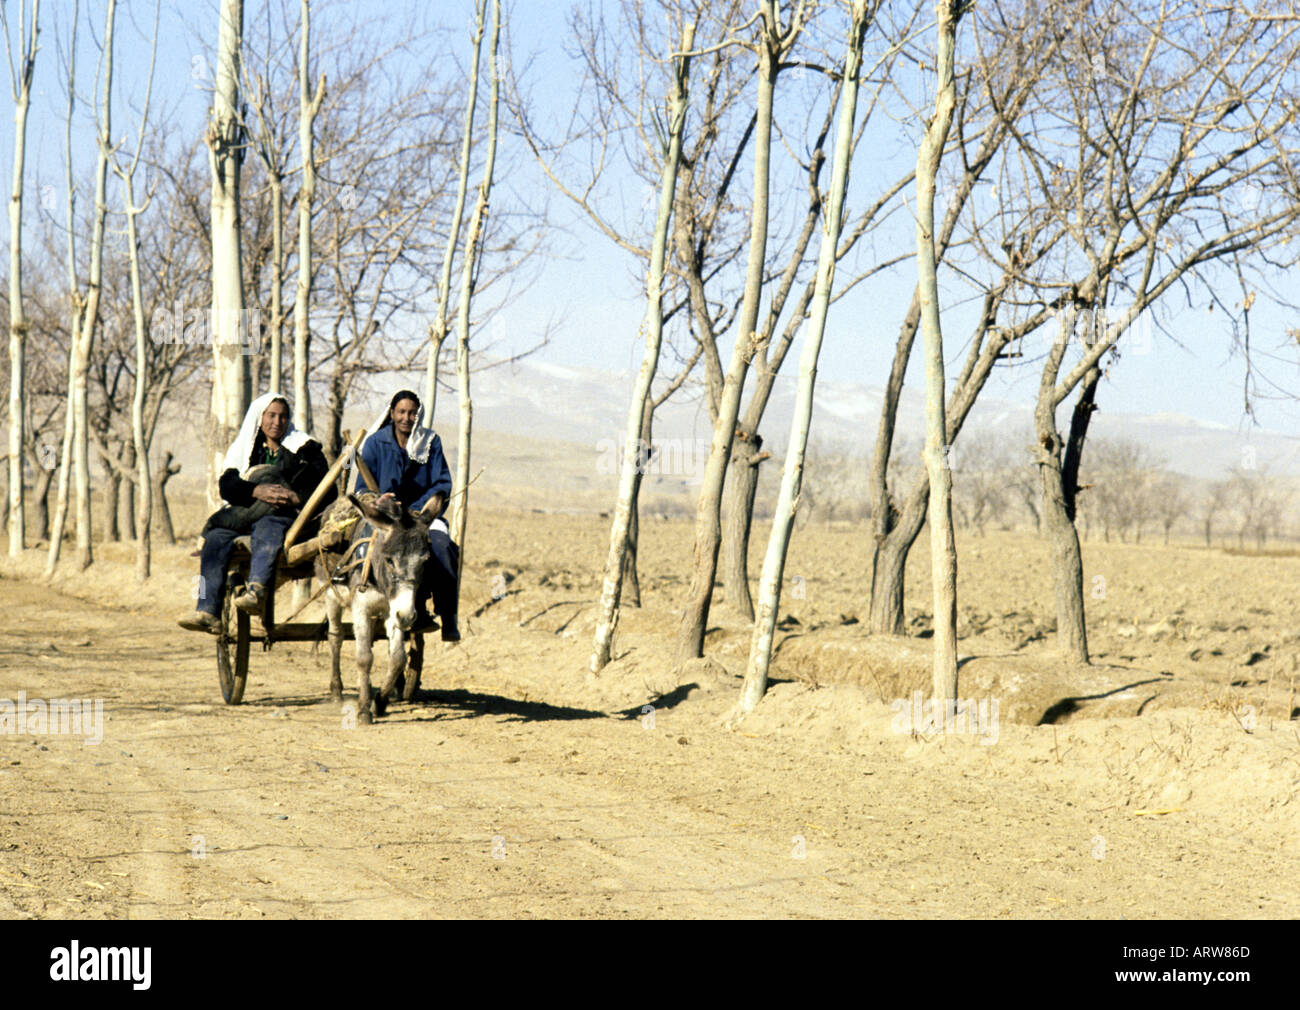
[6,0,39,556]
[115,6,158,579]
[73,0,114,570]
[678,3,796,662]
[736,0,868,718]
[1035,307,1088,663]
[119,442,135,539]
[867,295,920,614]
[589,17,696,674]
[207,0,248,501]
[620,397,654,608]
[268,173,284,393]
[718,84,842,617]
[28,446,52,541]
[916,0,963,704]
[124,177,152,578]
[425,0,484,414]
[622,347,701,607]
[293,0,324,436]
[103,456,120,543]
[721,431,765,619]
[449,0,501,581]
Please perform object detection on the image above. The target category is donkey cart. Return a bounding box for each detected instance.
[198,427,435,706]
[211,533,439,705]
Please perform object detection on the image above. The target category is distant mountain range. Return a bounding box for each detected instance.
[414,358,1300,481]
[159,358,1299,502]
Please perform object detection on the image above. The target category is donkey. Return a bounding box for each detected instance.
[317,493,441,724]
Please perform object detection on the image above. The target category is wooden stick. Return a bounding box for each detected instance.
[284,427,366,551]
[353,448,380,493]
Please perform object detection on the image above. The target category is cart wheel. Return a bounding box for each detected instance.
[216,582,250,705]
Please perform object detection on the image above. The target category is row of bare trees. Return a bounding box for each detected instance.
[3,0,533,592]
[747,430,1296,551]
[559,0,1300,714]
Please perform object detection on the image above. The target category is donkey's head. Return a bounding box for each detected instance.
[349,493,440,633]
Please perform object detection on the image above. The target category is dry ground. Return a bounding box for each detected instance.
[1,507,1298,918]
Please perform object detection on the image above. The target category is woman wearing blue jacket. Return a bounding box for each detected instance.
[355,390,460,641]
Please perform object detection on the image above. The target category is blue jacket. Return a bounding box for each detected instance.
[355,424,452,513]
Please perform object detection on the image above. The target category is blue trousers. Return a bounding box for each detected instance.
[427,527,460,624]
[197,514,293,616]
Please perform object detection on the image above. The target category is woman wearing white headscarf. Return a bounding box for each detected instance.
[180,392,331,633]
[350,389,459,641]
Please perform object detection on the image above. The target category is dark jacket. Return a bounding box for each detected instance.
[217,438,333,520]
[354,424,451,513]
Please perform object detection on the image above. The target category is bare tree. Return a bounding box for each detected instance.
[110,0,160,580]
[798,440,871,526]
[240,1,300,395]
[43,0,78,572]
[424,0,484,417]
[62,0,114,570]
[736,0,871,717]
[915,0,966,703]
[293,0,324,432]
[589,10,697,674]
[1149,471,1188,545]
[866,0,1071,635]
[1082,438,1161,543]
[1200,476,1233,548]
[1230,465,1285,550]
[449,0,502,577]
[952,429,1010,536]
[4,0,40,554]
[207,0,249,500]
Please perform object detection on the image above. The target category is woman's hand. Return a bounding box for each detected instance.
[253,483,299,507]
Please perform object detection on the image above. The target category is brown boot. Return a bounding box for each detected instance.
[234,583,265,616]
[179,611,221,634]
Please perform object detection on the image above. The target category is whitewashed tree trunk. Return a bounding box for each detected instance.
[589,18,696,674]
[916,0,963,704]
[736,0,868,718]
[113,7,158,582]
[123,173,152,580]
[449,0,498,572]
[676,1,805,663]
[6,0,39,556]
[45,9,77,574]
[425,0,484,414]
[73,0,114,570]
[293,0,324,440]
[268,173,284,392]
[208,0,248,501]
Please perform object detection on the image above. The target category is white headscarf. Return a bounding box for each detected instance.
[222,391,314,477]
[357,392,435,465]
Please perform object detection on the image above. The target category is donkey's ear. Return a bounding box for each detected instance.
[349,492,401,529]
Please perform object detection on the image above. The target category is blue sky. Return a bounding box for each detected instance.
[3,0,1297,442]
